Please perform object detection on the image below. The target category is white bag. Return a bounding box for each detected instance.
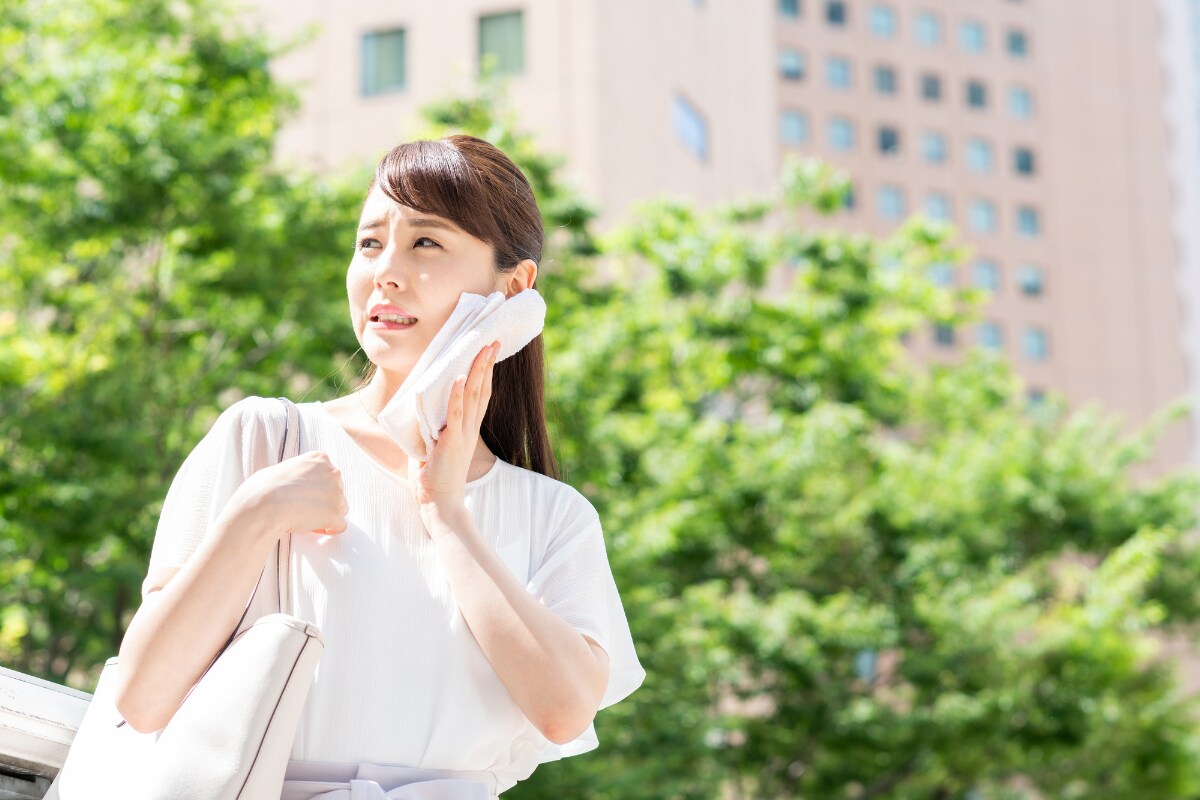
[45,396,323,799]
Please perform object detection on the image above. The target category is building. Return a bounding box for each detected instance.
[233,0,1200,483]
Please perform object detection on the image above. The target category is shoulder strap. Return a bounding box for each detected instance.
[227,398,300,643]
[274,397,300,615]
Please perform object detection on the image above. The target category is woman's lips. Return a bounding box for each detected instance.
[367,319,416,330]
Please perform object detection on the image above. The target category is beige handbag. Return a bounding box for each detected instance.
[45,396,324,800]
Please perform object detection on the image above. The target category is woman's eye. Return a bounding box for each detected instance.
[414,236,440,249]
[356,237,381,251]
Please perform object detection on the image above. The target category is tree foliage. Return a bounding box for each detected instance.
[4,2,1200,798]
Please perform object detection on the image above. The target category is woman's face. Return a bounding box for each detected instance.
[348,185,502,380]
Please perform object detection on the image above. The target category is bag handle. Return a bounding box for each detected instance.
[119,398,302,730]
[222,397,299,646]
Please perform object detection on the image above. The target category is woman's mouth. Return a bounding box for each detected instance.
[368,313,417,330]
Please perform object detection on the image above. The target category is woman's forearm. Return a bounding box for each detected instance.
[424,503,609,745]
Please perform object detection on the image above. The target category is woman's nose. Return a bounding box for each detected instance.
[373,251,410,288]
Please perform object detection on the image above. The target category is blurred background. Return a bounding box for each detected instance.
[6,0,1200,798]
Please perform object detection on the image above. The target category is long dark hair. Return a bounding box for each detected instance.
[357,134,559,481]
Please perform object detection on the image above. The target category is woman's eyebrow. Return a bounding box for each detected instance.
[407,217,460,233]
[356,216,460,233]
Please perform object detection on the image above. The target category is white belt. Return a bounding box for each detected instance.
[282,760,497,800]
[309,777,490,800]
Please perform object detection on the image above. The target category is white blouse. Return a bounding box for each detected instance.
[140,395,646,794]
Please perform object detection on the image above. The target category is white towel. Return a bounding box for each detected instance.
[376,288,547,461]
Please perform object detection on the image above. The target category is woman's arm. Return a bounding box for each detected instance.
[424,502,609,745]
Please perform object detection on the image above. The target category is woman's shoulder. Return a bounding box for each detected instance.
[207,394,290,433]
[496,461,600,525]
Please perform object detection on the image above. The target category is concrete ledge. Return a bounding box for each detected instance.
[0,666,91,787]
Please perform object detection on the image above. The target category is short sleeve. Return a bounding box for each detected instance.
[140,396,287,600]
[525,492,646,763]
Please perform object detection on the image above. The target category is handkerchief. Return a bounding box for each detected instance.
[376,288,546,461]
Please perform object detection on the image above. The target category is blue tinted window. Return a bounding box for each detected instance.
[966,139,993,173]
[827,56,853,88]
[1009,86,1034,119]
[922,131,947,163]
[1022,327,1049,360]
[875,65,898,94]
[969,199,997,233]
[961,20,986,52]
[1017,206,1040,237]
[870,5,897,37]
[973,260,1000,291]
[1018,264,1044,296]
[878,185,906,219]
[829,117,855,150]
[673,94,709,160]
[978,321,1003,350]
[915,12,941,45]
[479,11,524,75]
[362,29,407,96]
[924,192,952,222]
[781,109,810,144]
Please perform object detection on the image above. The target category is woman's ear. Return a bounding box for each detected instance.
[502,258,538,298]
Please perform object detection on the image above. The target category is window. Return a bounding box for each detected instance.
[966,80,988,108]
[924,192,952,222]
[878,185,906,219]
[781,109,810,144]
[1007,29,1029,57]
[1009,86,1034,119]
[1022,326,1049,360]
[843,184,857,210]
[973,259,1000,291]
[1014,147,1036,175]
[961,20,986,52]
[673,94,709,160]
[921,131,947,164]
[780,0,801,17]
[780,49,806,80]
[826,0,848,25]
[878,126,901,156]
[978,321,1003,350]
[966,138,994,173]
[969,198,997,233]
[479,11,524,75]
[934,323,956,346]
[1018,264,1044,296]
[829,117,855,150]
[875,65,898,95]
[1027,388,1046,407]
[826,56,852,88]
[1016,205,1040,237]
[915,11,941,45]
[870,4,897,37]
[362,29,407,96]
[927,261,954,286]
[920,73,941,101]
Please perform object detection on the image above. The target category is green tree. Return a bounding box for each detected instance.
[0,0,364,681]
[506,163,1200,798]
[6,2,1200,798]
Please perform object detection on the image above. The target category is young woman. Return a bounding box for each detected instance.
[115,134,645,798]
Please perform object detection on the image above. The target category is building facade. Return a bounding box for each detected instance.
[233,0,1200,482]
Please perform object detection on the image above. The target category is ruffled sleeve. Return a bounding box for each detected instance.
[524,490,646,762]
[140,396,287,600]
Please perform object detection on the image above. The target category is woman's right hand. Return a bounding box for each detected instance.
[227,451,349,539]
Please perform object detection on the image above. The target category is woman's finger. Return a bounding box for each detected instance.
[476,345,496,431]
[461,343,492,437]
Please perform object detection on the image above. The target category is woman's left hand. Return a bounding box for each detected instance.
[409,339,499,512]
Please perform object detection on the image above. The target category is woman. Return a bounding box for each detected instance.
[116,134,645,797]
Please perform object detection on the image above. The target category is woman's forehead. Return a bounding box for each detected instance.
[359,191,458,232]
